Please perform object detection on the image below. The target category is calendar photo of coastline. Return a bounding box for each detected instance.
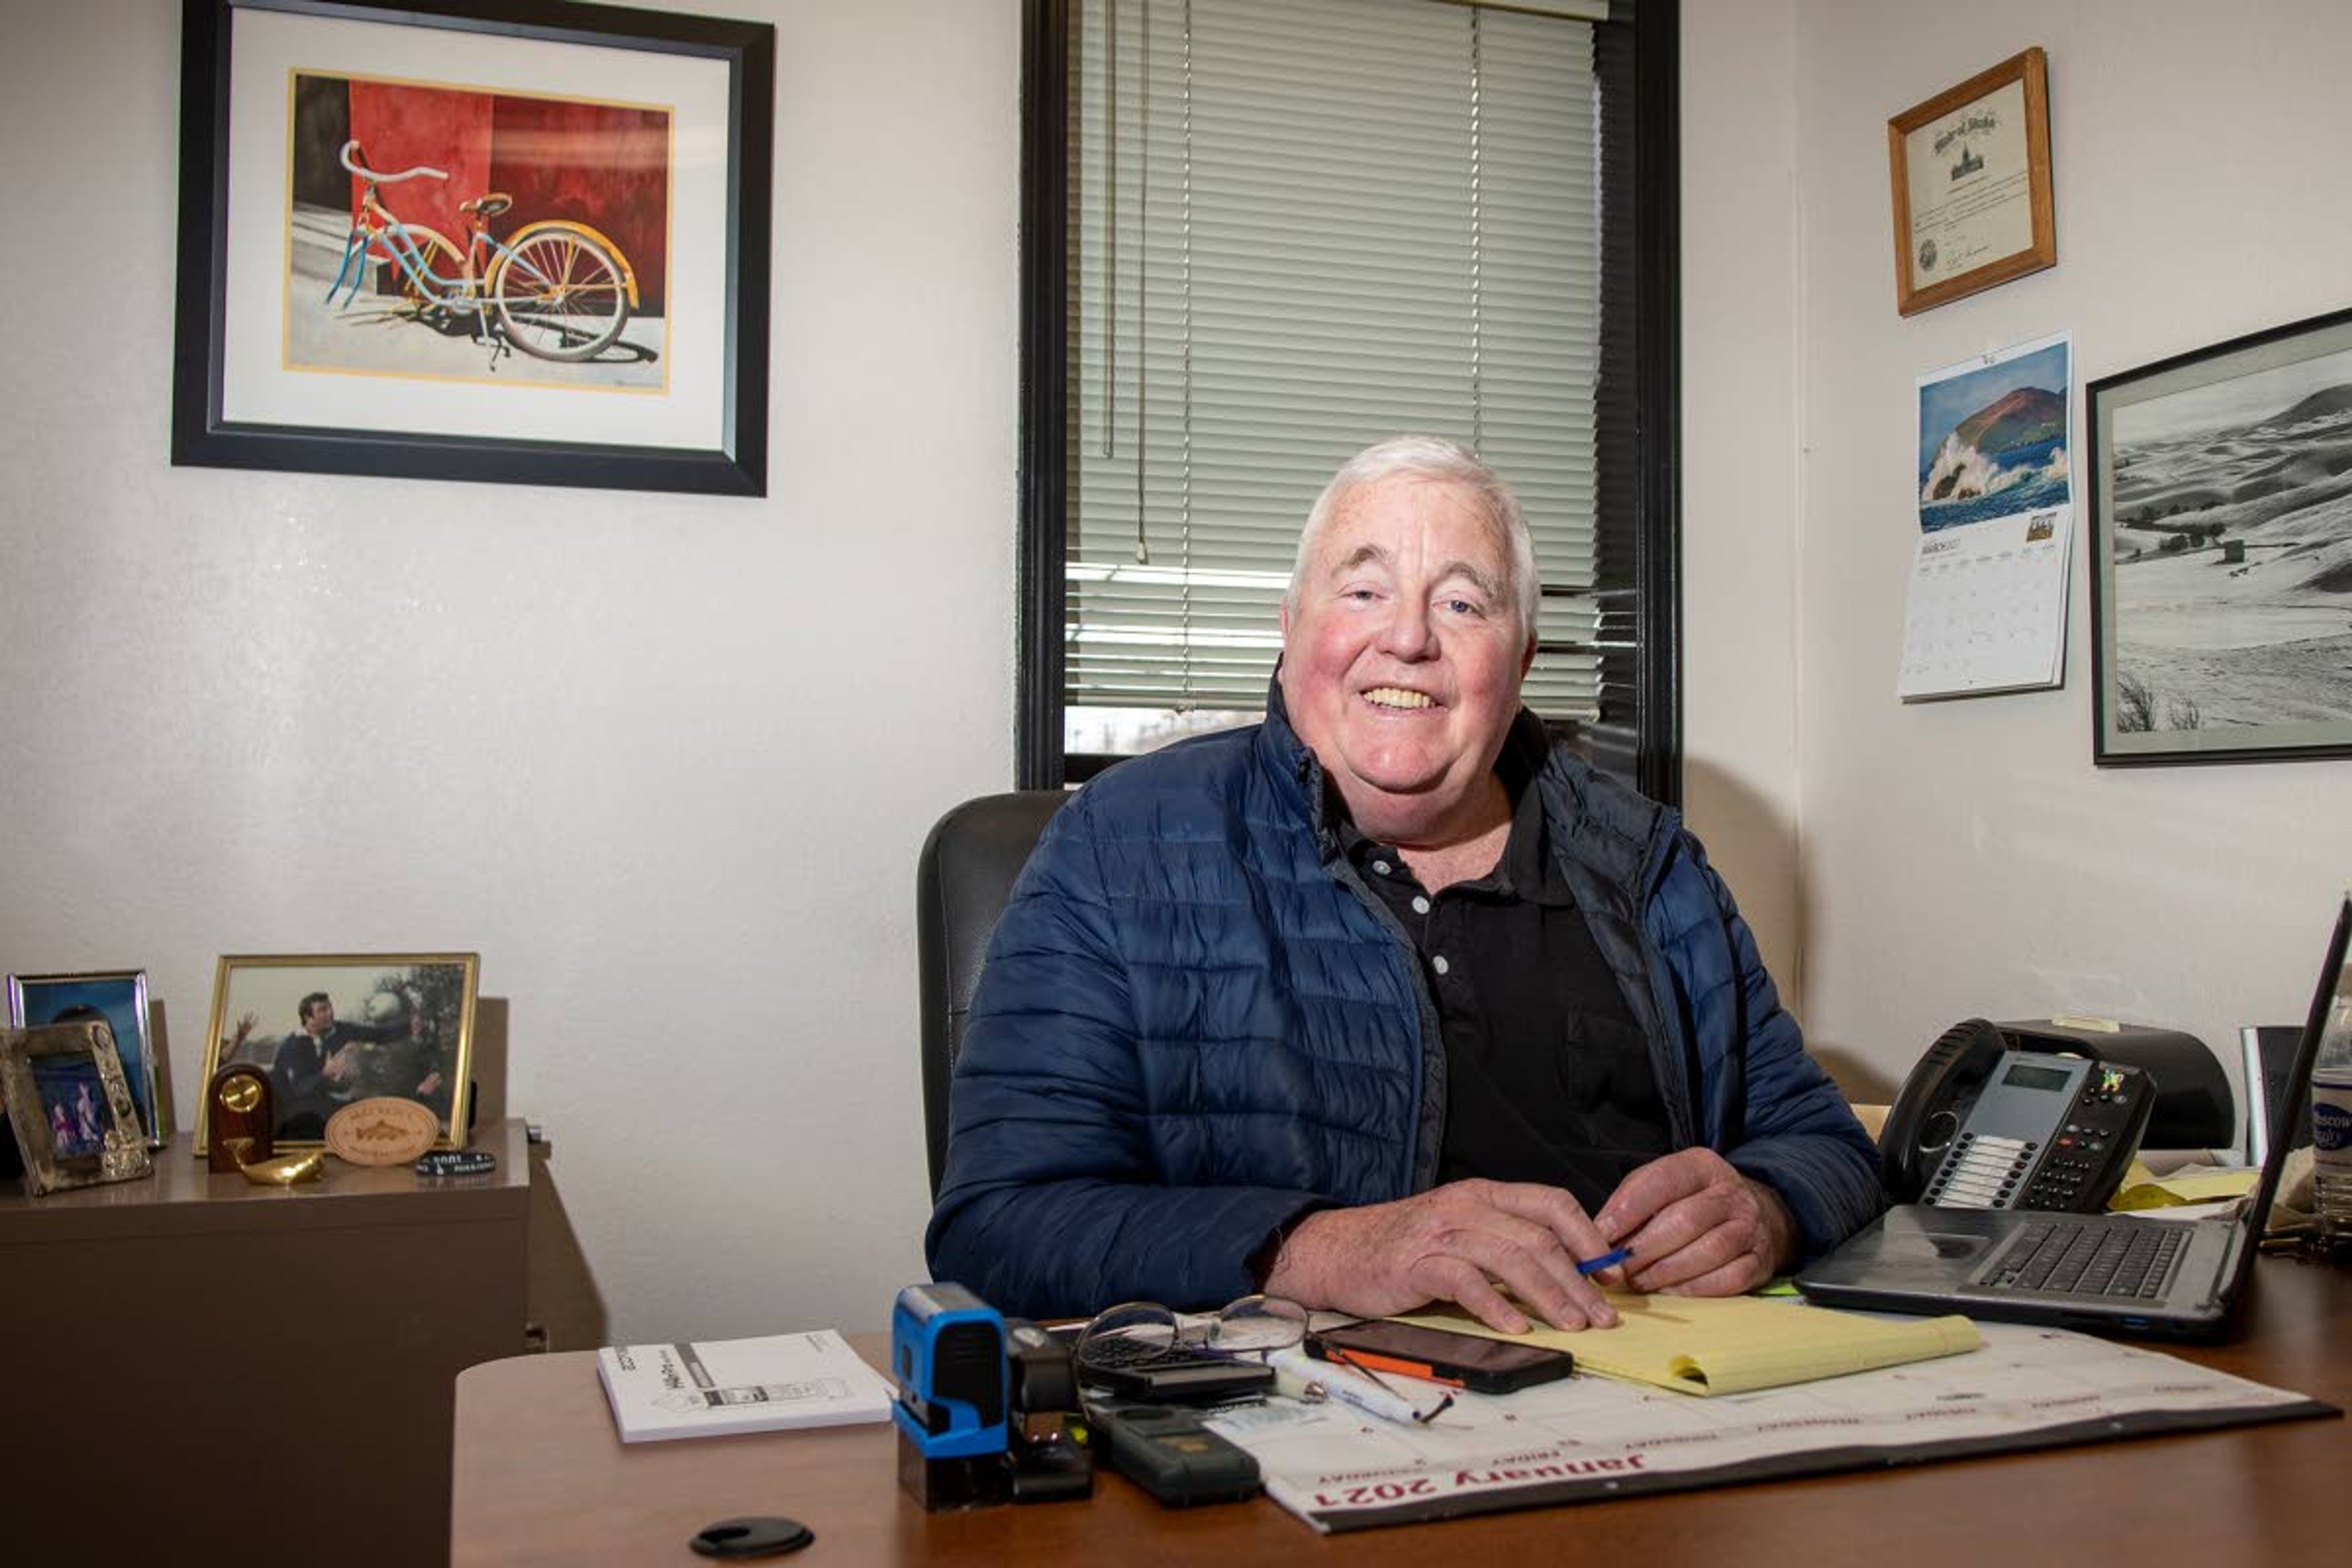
[1918,336,2071,533]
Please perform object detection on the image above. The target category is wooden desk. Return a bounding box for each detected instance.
[0,1119,529,1567]
[452,1256,2348,1566]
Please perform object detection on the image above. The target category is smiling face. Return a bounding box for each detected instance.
[1278,475,1536,847]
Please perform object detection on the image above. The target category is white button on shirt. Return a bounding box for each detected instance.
[1432,955,1451,976]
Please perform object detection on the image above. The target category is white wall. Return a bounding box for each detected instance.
[0,0,1020,1338]
[1679,0,1806,1006]
[1685,0,2352,1103]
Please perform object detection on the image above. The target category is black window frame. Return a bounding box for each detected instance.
[1016,0,1681,805]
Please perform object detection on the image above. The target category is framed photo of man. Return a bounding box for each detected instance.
[198,953,479,1154]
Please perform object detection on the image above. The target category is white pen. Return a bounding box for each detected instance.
[1267,1345,1448,1427]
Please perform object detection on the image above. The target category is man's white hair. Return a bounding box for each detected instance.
[1287,435,1540,639]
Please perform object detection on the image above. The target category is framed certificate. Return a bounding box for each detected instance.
[1887,48,2056,317]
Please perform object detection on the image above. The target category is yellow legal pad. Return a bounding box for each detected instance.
[1394,1292,1982,1396]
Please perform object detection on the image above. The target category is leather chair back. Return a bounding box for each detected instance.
[917,790,1068,1196]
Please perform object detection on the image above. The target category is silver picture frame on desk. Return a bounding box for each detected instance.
[7,968,164,1148]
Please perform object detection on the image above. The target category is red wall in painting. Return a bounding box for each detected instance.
[491,98,670,317]
[347,83,671,317]
[348,83,493,266]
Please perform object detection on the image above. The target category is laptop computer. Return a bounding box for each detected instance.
[1796,895,2350,1340]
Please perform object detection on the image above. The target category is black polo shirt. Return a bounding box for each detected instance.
[1339,752,1672,1215]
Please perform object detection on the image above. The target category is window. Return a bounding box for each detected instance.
[1019,0,1679,798]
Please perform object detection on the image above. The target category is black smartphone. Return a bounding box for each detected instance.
[1309,1320,1574,1395]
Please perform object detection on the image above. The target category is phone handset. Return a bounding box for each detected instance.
[1882,1019,2155,1212]
[1882,1019,2008,1202]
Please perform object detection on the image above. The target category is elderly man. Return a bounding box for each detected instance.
[927,435,1882,1332]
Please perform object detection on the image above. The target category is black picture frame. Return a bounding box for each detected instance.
[172,0,774,495]
[2088,304,2352,766]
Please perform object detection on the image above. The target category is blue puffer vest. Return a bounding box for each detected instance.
[925,690,1885,1319]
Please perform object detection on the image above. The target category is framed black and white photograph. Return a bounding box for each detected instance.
[2089,304,2352,764]
[172,0,774,494]
[7,970,165,1148]
[1,1022,156,1197]
[198,952,480,1153]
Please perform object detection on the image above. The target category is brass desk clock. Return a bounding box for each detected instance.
[205,1065,274,1173]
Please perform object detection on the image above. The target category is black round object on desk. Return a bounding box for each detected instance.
[689,1517,814,1558]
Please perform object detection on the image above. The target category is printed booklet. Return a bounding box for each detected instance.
[595,1329,894,1442]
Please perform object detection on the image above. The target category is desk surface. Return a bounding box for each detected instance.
[453,1257,2350,1567]
[0,1115,527,1240]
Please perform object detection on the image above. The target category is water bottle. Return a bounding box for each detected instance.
[2312,965,2352,1238]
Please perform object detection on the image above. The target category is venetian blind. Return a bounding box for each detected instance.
[1068,0,1606,721]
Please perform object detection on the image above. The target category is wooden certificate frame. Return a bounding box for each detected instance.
[1887,47,2056,317]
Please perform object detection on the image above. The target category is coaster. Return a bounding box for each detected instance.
[325,1097,440,1166]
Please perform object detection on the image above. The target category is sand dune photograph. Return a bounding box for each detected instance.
[2091,309,2352,763]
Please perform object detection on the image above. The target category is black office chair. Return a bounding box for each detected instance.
[916,790,1069,1197]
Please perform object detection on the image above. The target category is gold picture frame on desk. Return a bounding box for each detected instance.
[1888,47,2056,316]
[1,1021,155,1196]
[198,953,479,1156]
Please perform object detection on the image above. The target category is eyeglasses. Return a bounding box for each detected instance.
[1075,1295,1452,1425]
[1074,1294,1308,1371]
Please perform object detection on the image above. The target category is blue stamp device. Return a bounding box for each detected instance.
[890,1283,1008,1463]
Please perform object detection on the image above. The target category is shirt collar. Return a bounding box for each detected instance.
[1331,720,1572,907]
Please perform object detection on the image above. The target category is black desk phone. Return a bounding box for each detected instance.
[1881,1019,2155,1212]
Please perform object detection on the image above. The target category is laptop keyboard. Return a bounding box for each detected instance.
[1981,1220,2186,1298]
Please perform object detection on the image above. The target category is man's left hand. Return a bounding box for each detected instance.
[1592,1149,1795,1296]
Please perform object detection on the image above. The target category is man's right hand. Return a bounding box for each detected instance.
[1259,1179,1619,1333]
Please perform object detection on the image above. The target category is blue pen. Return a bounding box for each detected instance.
[1577,1246,1632,1276]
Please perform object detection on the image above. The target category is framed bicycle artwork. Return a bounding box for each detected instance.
[172,0,774,495]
